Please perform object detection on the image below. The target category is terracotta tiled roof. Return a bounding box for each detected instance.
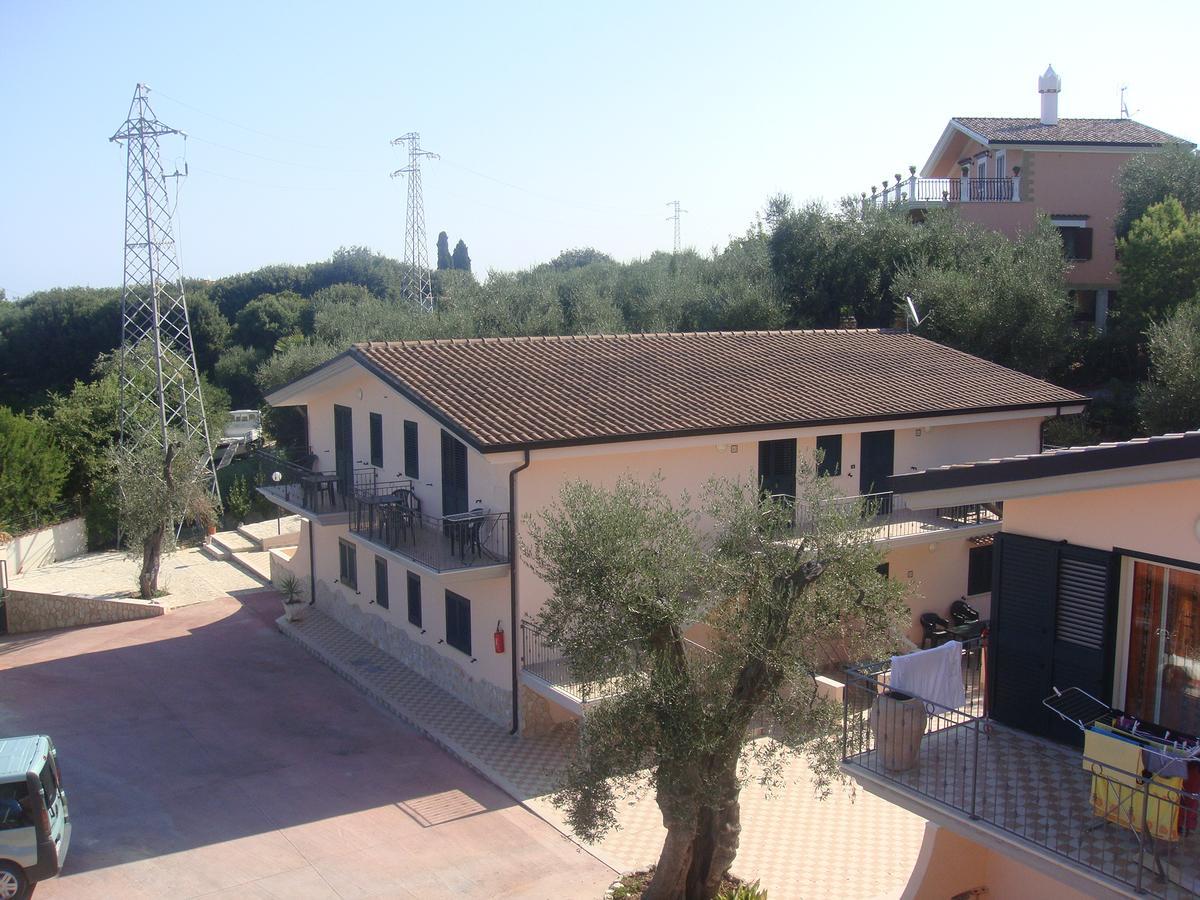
[893,430,1200,494]
[954,117,1193,147]
[346,331,1088,452]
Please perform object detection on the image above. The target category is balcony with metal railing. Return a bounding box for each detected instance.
[862,172,1020,211]
[519,619,641,712]
[349,480,510,576]
[784,491,1000,548]
[254,450,385,525]
[842,641,1200,898]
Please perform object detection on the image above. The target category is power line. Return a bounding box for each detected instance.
[391,132,439,311]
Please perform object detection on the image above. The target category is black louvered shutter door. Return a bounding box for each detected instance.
[990,533,1059,737]
[1047,545,1114,745]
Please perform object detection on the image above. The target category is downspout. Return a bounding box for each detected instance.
[509,449,532,735]
[307,517,317,605]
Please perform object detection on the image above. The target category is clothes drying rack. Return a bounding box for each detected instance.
[1044,685,1200,889]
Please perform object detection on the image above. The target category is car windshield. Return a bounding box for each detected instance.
[39,760,58,808]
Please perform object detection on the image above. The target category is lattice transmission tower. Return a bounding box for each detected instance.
[390,132,439,311]
[110,84,219,503]
[666,200,687,253]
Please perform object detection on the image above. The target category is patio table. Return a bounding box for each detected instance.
[301,473,340,511]
[443,509,489,561]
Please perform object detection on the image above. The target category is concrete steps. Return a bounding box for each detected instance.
[237,516,301,550]
[201,529,271,584]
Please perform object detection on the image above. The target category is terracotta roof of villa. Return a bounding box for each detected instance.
[892,430,1200,494]
[952,117,1193,147]
[312,330,1090,452]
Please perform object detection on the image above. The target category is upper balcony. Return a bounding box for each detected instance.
[348,480,511,578]
[842,642,1200,898]
[783,491,1000,549]
[862,172,1021,212]
[254,450,378,526]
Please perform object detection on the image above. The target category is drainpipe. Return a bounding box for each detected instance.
[508,449,532,735]
[307,517,317,605]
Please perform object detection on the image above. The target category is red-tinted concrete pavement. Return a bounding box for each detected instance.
[0,592,614,899]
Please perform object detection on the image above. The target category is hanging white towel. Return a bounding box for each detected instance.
[889,641,966,712]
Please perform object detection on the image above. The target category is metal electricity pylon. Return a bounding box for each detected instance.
[666,200,687,253]
[110,83,219,504]
[390,132,439,311]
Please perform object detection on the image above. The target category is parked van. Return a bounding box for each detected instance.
[0,736,70,899]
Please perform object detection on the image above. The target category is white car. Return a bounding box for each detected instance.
[222,410,262,446]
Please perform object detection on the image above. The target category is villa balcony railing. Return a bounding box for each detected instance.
[863,174,1019,211]
[254,451,383,520]
[349,480,510,573]
[784,491,1000,545]
[520,619,642,704]
[842,641,1200,898]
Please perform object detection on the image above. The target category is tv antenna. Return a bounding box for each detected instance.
[1120,86,1130,120]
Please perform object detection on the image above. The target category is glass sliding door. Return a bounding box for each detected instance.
[1124,560,1200,734]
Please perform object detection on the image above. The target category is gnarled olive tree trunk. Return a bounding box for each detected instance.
[137,444,175,599]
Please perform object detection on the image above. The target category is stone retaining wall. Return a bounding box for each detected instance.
[3,590,163,634]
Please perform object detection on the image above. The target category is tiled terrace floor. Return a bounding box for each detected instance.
[847,719,1200,898]
[281,608,928,900]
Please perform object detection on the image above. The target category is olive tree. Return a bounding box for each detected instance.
[527,473,908,900]
[109,436,215,599]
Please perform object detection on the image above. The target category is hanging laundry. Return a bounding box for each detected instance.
[889,640,966,712]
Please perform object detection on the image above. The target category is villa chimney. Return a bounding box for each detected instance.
[1038,65,1061,126]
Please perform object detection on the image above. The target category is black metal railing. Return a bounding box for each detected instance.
[520,619,642,703]
[968,176,1015,201]
[786,491,999,542]
[350,481,510,572]
[254,449,383,517]
[0,501,80,538]
[842,639,1200,898]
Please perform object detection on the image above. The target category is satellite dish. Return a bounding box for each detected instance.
[904,295,930,329]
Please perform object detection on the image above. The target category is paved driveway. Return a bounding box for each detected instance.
[0,591,614,899]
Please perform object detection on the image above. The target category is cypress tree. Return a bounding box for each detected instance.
[436,231,452,270]
[451,239,471,273]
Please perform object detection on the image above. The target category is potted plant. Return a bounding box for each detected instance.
[960,164,970,177]
[908,164,917,175]
[279,573,306,622]
[1013,165,1021,176]
[868,688,927,772]
[198,507,218,542]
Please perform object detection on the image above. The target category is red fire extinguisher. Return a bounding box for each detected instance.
[494,620,505,654]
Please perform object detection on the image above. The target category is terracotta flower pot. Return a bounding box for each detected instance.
[868,690,927,772]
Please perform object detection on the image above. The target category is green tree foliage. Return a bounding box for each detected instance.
[107,435,216,598]
[1138,297,1200,435]
[0,406,71,530]
[527,475,907,900]
[437,231,452,270]
[0,287,120,409]
[1116,144,1200,238]
[893,216,1073,377]
[1116,198,1200,338]
[234,290,308,348]
[451,239,472,273]
[188,291,233,372]
[214,345,268,408]
[225,474,252,523]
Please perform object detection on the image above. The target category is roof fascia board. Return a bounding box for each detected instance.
[900,458,1200,509]
[482,401,1086,457]
[263,353,358,406]
[992,142,1165,152]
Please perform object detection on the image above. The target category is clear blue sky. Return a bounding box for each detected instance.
[2,0,1196,297]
